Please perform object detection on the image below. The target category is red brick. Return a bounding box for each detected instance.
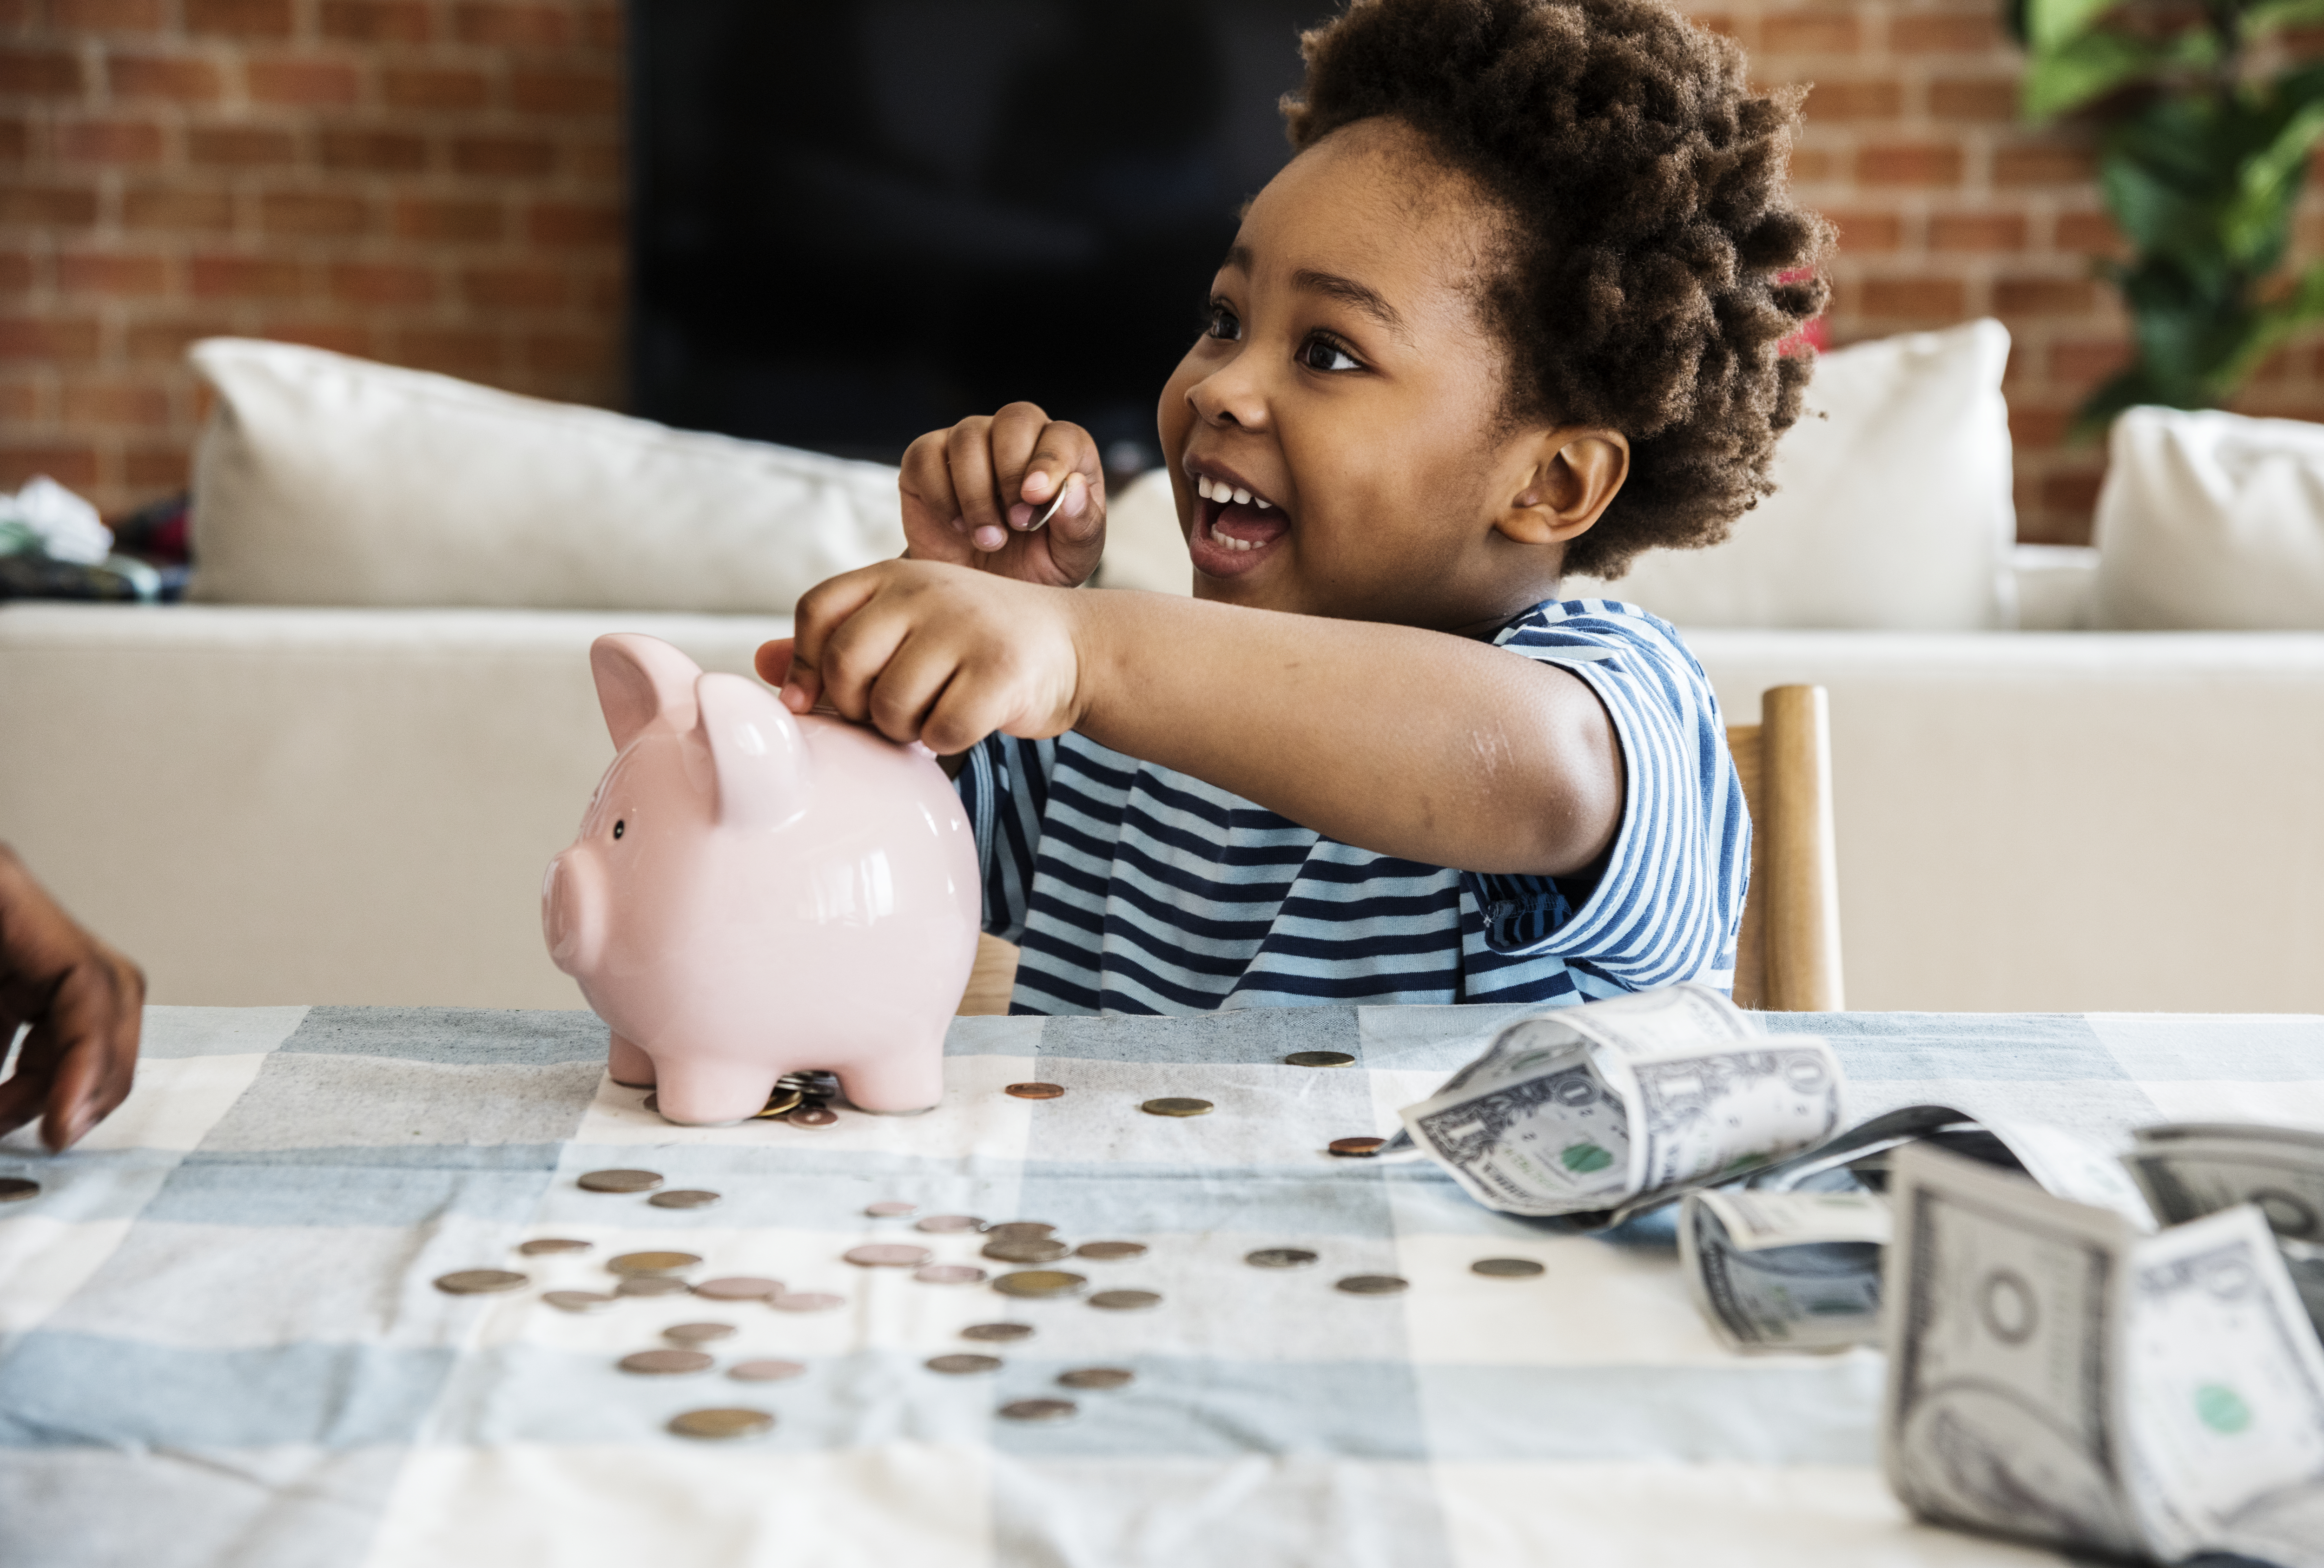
[328,261,434,303]
[577,4,619,48]
[1860,277,1967,319]
[189,125,298,165]
[126,319,226,362]
[0,316,103,362]
[189,255,305,299]
[0,382,39,422]
[1931,213,2027,252]
[261,190,373,235]
[1802,79,1903,122]
[185,0,294,37]
[56,119,166,164]
[1994,143,2097,186]
[453,2,572,46]
[53,0,168,29]
[390,325,502,376]
[0,443,102,488]
[2009,406,2072,449]
[1930,76,2020,122]
[0,48,85,95]
[381,67,490,110]
[393,197,502,241]
[1788,146,1835,183]
[319,128,428,170]
[570,139,621,181]
[509,68,620,116]
[580,271,621,311]
[1856,143,1964,187]
[1823,208,1903,253]
[1763,11,1860,52]
[1995,276,2098,313]
[2041,467,2105,514]
[255,319,376,356]
[247,59,363,106]
[56,251,170,295]
[451,133,554,175]
[460,262,566,308]
[0,184,100,225]
[319,0,432,41]
[125,447,189,487]
[528,201,621,246]
[109,54,224,102]
[122,185,234,230]
[1891,13,2004,53]
[63,380,172,425]
[2055,210,2127,254]
[0,120,26,162]
[0,252,32,292]
[524,329,607,375]
[2053,337,2131,384]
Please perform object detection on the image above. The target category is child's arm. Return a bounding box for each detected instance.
[762,562,1622,879]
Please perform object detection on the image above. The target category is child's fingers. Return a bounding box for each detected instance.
[810,592,918,726]
[1040,470,1108,585]
[753,638,795,689]
[944,418,1009,553]
[860,632,968,745]
[898,431,971,563]
[783,568,890,713]
[987,404,1053,532]
[41,958,140,1151]
[919,669,1029,759]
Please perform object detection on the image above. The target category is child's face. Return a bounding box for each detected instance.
[1157,117,1600,630]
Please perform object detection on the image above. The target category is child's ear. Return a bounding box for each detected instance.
[1494,430,1630,547]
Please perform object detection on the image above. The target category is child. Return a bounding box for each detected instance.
[758,0,1829,1015]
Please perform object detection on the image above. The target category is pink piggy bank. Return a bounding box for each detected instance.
[541,633,980,1124]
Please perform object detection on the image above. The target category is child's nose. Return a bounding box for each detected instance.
[1188,363,1268,431]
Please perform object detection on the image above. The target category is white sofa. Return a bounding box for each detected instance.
[5,332,2322,1014]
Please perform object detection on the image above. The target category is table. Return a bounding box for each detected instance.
[3,1002,2319,1568]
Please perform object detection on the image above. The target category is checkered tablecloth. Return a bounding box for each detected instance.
[3,1001,2319,1568]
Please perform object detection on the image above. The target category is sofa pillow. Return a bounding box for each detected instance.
[188,338,906,612]
[1561,318,2017,629]
[2093,405,2324,630]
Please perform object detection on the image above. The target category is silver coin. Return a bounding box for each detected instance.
[1140,1097,1213,1117]
[1058,1366,1135,1390]
[608,1251,702,1277]
[999,1398,1077,1422]
[728,1359,807,1382]
[618,1349,714,1375]
[1335,1274,1410,1296]
[692,1276,784,1301]
[772,1291,845,1313]
[914,1214,985,1234]
[844,1243,931,1268]
[663,1321,737,1345]
[647,1189,721,1210]
[985,1222,1057,1242]
[992,1270,1086,1299]
[616,1275,690,1297]
[0,1177,40,1203]
[961,1322,1035,1342]
[914,1263,987,1285]
[434,1269,528,1295]
[1088,1289,1161,1311]
[1471,1257,1546,1278]
[543,1290,615,1313]
[667,1407,773,1440]
[517,1237,591,1255]
[1284,1051,1357,1067]
[982,1238,1070,1264]
[1074,1240,1147,1261]
[578,1169,663,1193]
[865,1200,918,1218]
[926,1353,1003,1375]
[1245,1247,1319,1269]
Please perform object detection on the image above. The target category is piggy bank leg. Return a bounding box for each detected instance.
[607,1031,656,1088]
[654,1056,777,1127]
[835,1039,946,1115]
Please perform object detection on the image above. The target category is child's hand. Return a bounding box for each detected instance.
[761,562,1089,755]
[0,845,143,1152]
[899,402,1106,587]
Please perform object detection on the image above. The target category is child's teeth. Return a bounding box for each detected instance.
[1255,497,1271,510]
[1196,476,1213,500]
[1232,488,1250,506]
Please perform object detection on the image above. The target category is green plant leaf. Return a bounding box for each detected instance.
[2241,0,2324,39]
[2025,0,2121,52]
[2023,32,2167,118]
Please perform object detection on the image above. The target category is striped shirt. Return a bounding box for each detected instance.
[956,598,1748,1016]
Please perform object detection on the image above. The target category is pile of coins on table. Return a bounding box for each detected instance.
[642,1071,842,1129]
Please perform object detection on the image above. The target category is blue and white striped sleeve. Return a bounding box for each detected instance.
[953,733,1056,945]
[1460,599,1750,992]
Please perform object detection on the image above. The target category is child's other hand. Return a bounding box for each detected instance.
[0,844,143,1152]
[899,403,1106,587]
[764,562,1087,755]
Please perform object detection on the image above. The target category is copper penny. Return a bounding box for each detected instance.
[915,1264,987,1285]
[843,1243,931,1268]
[608,1251,701,1277]
[1088,1289,1161,1311]
[517,1238,591,1255]
[1328,1137,1388,1157]
[647,1189,722,1210]
[999,1398,1077,1422]
[982,1238,1070,1264]
[1285,1051,1357,1067]
[0,1178,40,1203]
[1058,1367,1135,1390]
[616,1275,690,1298]
[434,1270,528,1295]
[1140,1097,1213,1117]
[1245,1247,1319,1269]
[992,1270,1086,1299]
[1472,1257,1546,1278]
[663,1322,738,1345]
[693,1276,784,1301]
[786,1106,838,1127]
[962,1322,1035,1342]
[1075,1241,1147,1261]
[1005,1083,1065,1100]
[667,1407,774,1440]
[578,1169,663,1194]
[914,1214,985,1234]
[728,1359,807,1382]
[1335,1274,1410,1296]
[926,1353,1003,1375]
[618,1349,714,1375]
[985,1222,1058,1242]
[865,1201,918,1218]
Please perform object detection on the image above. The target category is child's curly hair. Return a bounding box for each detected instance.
[1284,0,1832,580]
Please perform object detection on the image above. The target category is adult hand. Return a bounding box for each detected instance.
[898,402,1107,587]
[0,844,143,1151]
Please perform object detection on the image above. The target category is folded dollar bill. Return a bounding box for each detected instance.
[1883,1142,2324,1567]
[1680,1188,1889,1353]
[1396,984,1844,1225]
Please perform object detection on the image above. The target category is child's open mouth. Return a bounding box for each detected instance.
[1188,470,1289,577]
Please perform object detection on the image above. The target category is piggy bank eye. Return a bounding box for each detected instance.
[612,820,626,840]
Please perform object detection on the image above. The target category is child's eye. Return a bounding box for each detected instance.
[1204,301,1241,341]
[1301,334,1362,373]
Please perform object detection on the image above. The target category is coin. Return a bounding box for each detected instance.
[1245,1247,1319,1269]
[925,1353,1003,1375]
[1088,1289,1161,1311]
[517,1237,591,1255]
[844,1243,931,1268]
[728,1359,807,1382]
[999,1398,1077,1422]
[663,1322,737,1345]
[962,1322,1035,1342]
[543,1290,616,1313]
[787,1106,838,1128]
[0,1178,39,1203]
[772,1291,845,1312]
[618,1349,714,1375]
[914,1264,987,1285]
[434,1269,528,1295]
[1141,1097,1213,1117]
[578,1169,664,1193]
[1005,1082,1065,1100]
[984,1221,1057,1242]
[667,1407,774,1440]
[1058,1367,1135,1390]
[1285,1051,1357,1067]
[617,1275,689,1297]
[1471,1257,1546,1278]
[1335,1274,1409,1295]
[1327,1137,1388,1157]
[865,1200,918,1218]
[993,1270,1086,1299]
[982,1238,1070,1264]
[752,1089,805,1120]
[1074,1240,1147,1261]
[914,1214,985,1234]
[647,1189,721,1210]
[693,1276,784,1301]
[608,1251,702,1277]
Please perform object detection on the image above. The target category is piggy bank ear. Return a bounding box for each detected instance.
[692,672,812,830]
[591,634,703,751]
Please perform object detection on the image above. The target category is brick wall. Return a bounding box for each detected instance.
[6,0,2322,539]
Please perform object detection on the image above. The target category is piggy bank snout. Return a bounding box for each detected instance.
[542,850,606,976]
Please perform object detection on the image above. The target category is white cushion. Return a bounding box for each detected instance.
[1563,319,2018,630]
[187,338,906,611]
[1093,468,1191,594]
[2094,405,2324,631]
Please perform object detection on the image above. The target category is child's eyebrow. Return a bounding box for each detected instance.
[1221,243,1413,346]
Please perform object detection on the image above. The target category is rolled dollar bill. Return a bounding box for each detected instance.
[2126,1121,2324,1242]
[1680,1188,1889,1353]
